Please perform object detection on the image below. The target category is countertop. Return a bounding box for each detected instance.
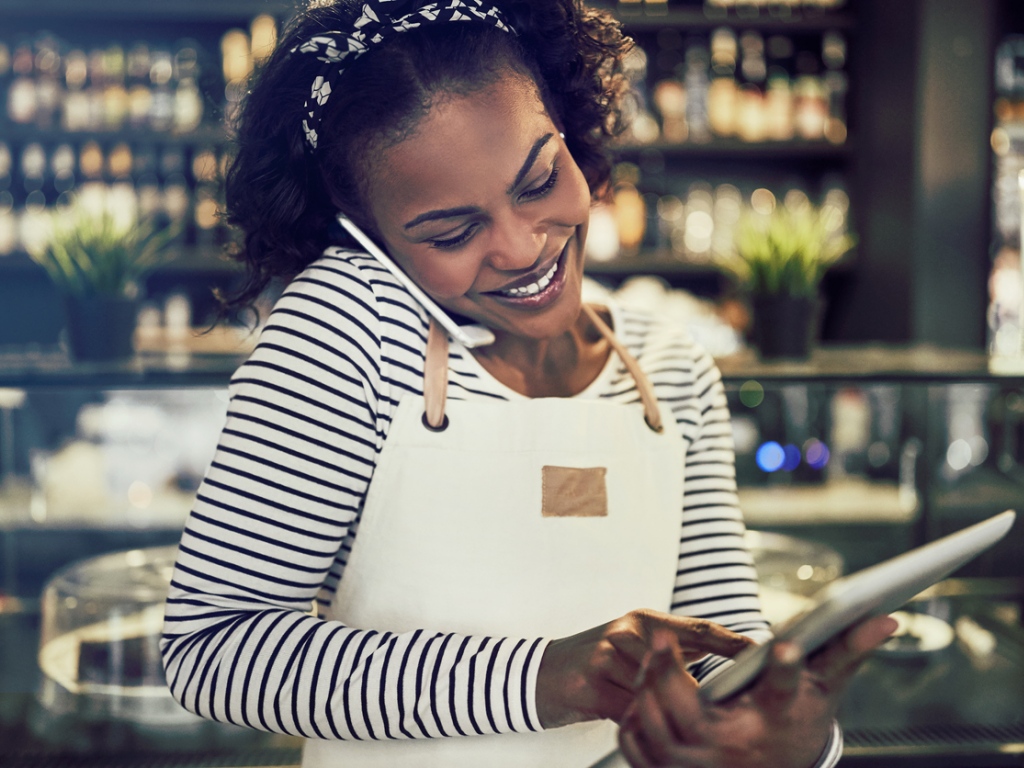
[1,586,1022,767]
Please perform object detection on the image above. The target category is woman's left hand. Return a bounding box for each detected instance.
[618,615,898,768]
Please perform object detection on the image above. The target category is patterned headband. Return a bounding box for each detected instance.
[292,0,516,151]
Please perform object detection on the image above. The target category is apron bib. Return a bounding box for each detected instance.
[304,306,685,768]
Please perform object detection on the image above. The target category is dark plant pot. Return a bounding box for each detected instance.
[63,295,138,362]
[750,294,818,360]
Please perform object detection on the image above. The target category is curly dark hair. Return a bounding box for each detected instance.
[222,0,633,312]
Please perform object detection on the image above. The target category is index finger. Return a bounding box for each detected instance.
[808,614,898,687]
[659,616,757,659]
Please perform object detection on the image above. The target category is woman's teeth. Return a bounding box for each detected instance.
[499,260,559,298]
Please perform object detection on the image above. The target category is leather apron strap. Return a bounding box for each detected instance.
[423,319,450,430]
[422,305,664,433]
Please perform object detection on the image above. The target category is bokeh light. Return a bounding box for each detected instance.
[739,380,765,408]
[804,438,830,469]
[756,441,785,472]
[946,439,972,471]
[782,444,802,472]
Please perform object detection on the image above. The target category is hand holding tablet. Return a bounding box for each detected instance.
[700,509,1017,703]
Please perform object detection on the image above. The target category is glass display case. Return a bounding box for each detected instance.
[0,344,1021,766]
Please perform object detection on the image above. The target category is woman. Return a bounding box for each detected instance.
[160,1,894,766]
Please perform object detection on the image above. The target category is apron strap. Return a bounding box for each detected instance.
[422,306,664,434]
[423,319,450,431]
[580,304,664,434]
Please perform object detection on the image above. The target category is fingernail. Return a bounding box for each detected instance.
[652,630,673,652]
[633,651,652,689]
[774,641,802,666]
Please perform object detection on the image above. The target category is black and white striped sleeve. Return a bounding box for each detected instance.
[160,251,548,741]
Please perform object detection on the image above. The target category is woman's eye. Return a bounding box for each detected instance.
[428,224,478,250]
[519,165,560,202]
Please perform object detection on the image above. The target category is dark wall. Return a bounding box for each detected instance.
[911,0,996,349]
[834,0,998,349]
[833,0,920,344]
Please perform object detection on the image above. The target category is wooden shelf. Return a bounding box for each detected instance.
[0,125,229,147]
[586,256,723,279]
[0,248,240,275]
[611,6,856,32]
[0,0,295,21]
[612,138,853,162]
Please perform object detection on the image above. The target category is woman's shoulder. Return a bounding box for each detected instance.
[271,246,428,339]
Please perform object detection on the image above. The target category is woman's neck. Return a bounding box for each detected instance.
[469,306,612,398]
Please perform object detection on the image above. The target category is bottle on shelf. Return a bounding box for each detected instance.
[821,30,848,144]
[33,35,63,130]
[191,146,221,247]
[149,49,176,133]
[134,144,163,222]
[736,30,767,143]
[707,27,738,138]
[173,42,204,133]
[50,144,76,208]
[683,39,712,143]
[107,142,137,230]
[62,48,91,132]
[76,140,107,220]
[126,43,154,131]
[18,143,50,254]
[7,41,37,126]
[0,142,15,256]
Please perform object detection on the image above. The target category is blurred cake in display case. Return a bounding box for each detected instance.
[35,545,198,728]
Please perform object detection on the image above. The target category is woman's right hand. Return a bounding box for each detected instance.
[535,609,755,728]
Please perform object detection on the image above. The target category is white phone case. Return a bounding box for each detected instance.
[337,215,496,349]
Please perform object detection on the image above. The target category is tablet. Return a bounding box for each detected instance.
[699,509,1017,704]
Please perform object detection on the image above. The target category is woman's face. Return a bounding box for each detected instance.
[363,72,592,341]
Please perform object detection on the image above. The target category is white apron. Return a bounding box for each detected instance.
[303,305,685,768]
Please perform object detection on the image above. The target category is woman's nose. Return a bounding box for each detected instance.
[485,214,546,272]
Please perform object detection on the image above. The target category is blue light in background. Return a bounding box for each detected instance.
[756,441,785,472]
[782,443,802,472]
[804,438,830,469]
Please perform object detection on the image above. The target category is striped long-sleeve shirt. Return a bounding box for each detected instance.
[160,247,840,765]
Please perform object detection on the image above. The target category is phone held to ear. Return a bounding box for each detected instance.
[336,214,496,349]
[700,509,1017,704]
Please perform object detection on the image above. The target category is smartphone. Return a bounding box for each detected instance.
[336,214,496,349]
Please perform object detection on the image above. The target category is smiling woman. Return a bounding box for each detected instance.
[159,2,894,768]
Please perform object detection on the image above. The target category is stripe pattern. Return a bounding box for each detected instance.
[160,247,839,766]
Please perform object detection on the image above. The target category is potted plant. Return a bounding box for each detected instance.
[715,199,854,359]
[27,204,177,362]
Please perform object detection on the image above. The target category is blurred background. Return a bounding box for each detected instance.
[1,0,1023,766]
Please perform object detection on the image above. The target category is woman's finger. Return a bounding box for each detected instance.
[632,687,682,765]
[664,616,756,658]
[808,615,898,687]
[638,631,703,736]
[751,640,804,710]
[619,725,654,768]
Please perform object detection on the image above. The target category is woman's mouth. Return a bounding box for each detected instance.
[487,242,570,308]
[498,259,559,297]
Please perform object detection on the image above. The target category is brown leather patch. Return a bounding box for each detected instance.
[541,466,608,518]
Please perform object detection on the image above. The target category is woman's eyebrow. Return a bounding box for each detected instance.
[403,132,555,231]
[506,132,554,193]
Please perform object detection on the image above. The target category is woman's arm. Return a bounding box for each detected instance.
[160,252,548,740]
[661,342,845,767]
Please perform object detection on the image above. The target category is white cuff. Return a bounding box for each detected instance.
[810,720,844,768]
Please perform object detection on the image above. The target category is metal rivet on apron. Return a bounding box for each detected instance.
[645,414,664,434]
[422,411,450,432]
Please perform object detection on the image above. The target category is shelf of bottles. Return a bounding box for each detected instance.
[988,32,1024,359]
[0,11,283,266]
[586,0,853,285]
